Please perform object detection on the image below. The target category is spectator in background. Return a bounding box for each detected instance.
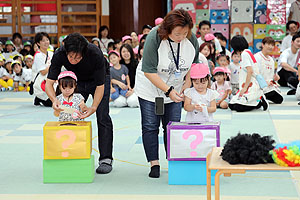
[91,37,101,48]
[114,39,122,53]
[131,32,139,48]
[155,17,164,26]
[200,42,213,73]
[120,44,138,89]
[197,20,222,54]
[122,35,132,46]
[288,0,300,28]
[142,24,152,35]
[281,21,299,51]
[278,33,300,94]
[98,25,114,53]
[138,41,144,61]
[12,32,23,52]
[107,42,114,52]
[3,40,18,60]
[214,32,231,59]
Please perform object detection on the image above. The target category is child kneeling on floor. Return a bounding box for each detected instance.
[108,50,139,107]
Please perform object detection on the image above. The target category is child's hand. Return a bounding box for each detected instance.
[194,104,203,112]
[111,87,116,94]
[125,89,133,97]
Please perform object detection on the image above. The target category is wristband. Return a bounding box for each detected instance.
[164,86,174,97]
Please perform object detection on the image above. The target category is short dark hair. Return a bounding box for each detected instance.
[12,32,22,41]
[286,20,299,31]
[199,20,211,29]
[63,33,88,56]
[231,35,249,52]
[214,32,227,42]
[56,77,78,97]
[98,25,110,39]
[108,42,114,49]
[142,24,152,32]
[262,37,275,46]
[34,32,50,44]
[292,33,300,41]
[231,50,239,56]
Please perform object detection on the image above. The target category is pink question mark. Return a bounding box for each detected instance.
[182,130,203,157]
[56,129,76,157]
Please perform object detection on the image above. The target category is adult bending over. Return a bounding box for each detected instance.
[45,33,114,174]
[135,9,199,178]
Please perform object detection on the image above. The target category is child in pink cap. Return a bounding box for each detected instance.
[54,71,87,121]
[211,67,231,109]
[184,63,217,123]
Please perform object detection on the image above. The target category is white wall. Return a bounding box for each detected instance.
[102,0,109,15]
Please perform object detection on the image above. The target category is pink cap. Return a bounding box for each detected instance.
[223,67,231,74]
[138,34,144,42]
[204,33,215,42]
[108,50,120,57]
[58,71,77,81]
[213,67,225,75]
[133,47,138,55]
[122,35,132,43]
[155,17,163,26]
[190,63,210,79]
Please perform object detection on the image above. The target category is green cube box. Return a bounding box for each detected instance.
[43,155,95,183]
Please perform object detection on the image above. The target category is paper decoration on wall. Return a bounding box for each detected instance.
[167,122,220,161]
[254,24,266,39]
[231,24,253,47]
[270,41,281,56]
[196,9,210,25]
[210,9,229,24]
[173,1,196,23]
[231,1,254,23]
[266,25,286,41]
[209,0,229,10]
[266,9,286,25]
[196,0,209,9]
[254,39,263,53]
[254,0,267,9]
[211,24,229,39]
[254,7,267,24]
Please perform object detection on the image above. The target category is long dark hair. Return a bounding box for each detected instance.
[55,77,78,99]
[98,25,111,39]
[158,9,193,40]
[120,44,136,65]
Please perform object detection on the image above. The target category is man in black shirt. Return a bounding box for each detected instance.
[45,33,114,174]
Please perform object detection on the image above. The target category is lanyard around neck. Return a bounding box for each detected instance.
[168,39,180,70]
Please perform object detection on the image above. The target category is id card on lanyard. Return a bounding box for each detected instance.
[168,39,181,80]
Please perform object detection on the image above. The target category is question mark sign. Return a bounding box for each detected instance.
[56,129,76,157]
[182,130,203,157]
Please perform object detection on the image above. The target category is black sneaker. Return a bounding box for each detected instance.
[261,95,269,111]
[287,89,296,95]
[34,97,41,106]
[96,159,113,174]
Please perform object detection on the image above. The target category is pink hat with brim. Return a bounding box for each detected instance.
[138,34,144,43]
[223,67,231,74]
[213,67,225,75]
[190,63,210,79]
[122,35,132,43]
[155,17,163,26]
[58,71,77,81]
[205,33,215,42]
[108,50,120,57]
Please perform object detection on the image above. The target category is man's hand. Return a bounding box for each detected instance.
[80,106,97,119]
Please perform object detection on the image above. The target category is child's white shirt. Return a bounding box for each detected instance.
[211,81,231,100]
[13,68,32,84]
[229,62,240,84]
[184,88,216,123]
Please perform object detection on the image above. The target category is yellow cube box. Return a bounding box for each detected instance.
[44,121,92,159]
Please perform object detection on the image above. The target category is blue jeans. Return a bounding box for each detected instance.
[111,87,128,100]
[138,97,182,162]
[77,75,113,161]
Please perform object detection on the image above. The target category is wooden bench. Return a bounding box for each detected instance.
[206,147,300,200]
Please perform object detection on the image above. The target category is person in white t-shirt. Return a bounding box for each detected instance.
[197,20,222,54]
[229,51,241,95]
[11,60,31,92]
[184,63,216,123]
[229,35,268,112]
[98,26,114,53]
[278,33,300,93]
[281,21,299,52]
[255,37,283,104]
[288,0,300,28]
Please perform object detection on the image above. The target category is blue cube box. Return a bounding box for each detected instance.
[168,160,217,185]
